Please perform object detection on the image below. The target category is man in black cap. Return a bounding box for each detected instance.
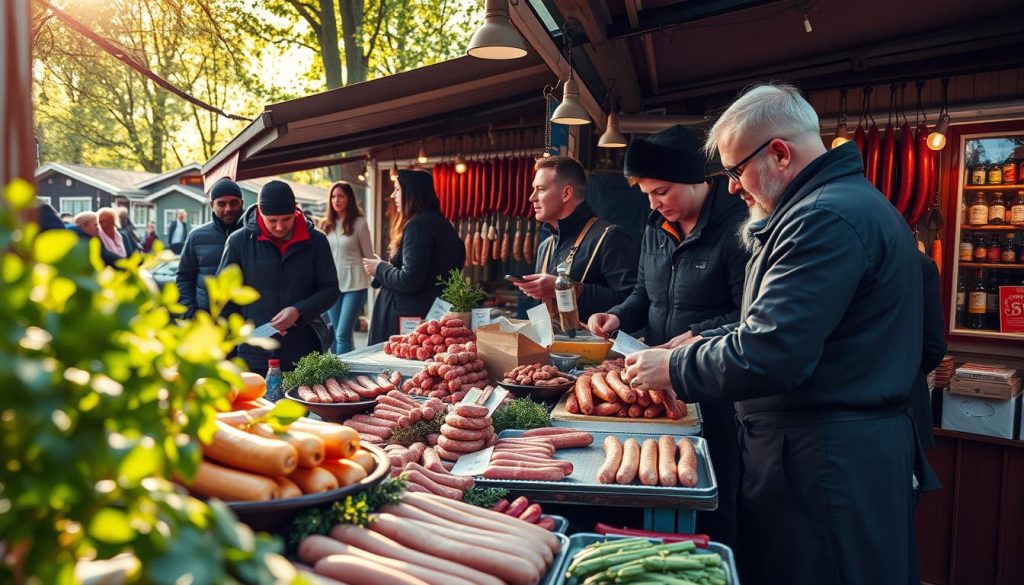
[587,124,749,548]
[176,177,245,319]
[218,179,338,374]
[514,156,638,326]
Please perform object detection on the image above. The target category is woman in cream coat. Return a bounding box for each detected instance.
[320,181,374,354]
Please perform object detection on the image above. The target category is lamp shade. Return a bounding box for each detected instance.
[467,0,528,60]
[830,122,849,149]
[598,111,627,148]
[551,76,591,125]
[927,114,950,151]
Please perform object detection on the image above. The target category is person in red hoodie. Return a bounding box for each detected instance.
[218,180,339,374]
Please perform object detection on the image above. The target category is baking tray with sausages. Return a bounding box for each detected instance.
[340,342,427,377]
[473,430,718,510]
[549,391,703,436]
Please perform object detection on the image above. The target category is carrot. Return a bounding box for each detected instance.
[328,524,504,585]
[273,476,303,499]
[202,420,298,477]
[313,554,430,585]
[242,423,324,468]
[288,466,339,494]
[657,435,678,487]
[597,435,623,484]
[235,372,266,402]
[350,449,375,475]
[185,460,280,501]
[290,420,360,459]
[320,458,369,487]
[616,438,640,484]
[677,438,699,487]
[639,439,659,486]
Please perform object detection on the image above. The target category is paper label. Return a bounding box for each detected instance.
[399,317,422,335]
[425,298,454,322]
[460,385,509,417]
[449,446,495,477]
[471,308,493,331]
[555,288,576,312]
[252,323,283,338]
[611,330,650,357]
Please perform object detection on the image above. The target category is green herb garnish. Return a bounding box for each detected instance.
[437,268,486,313]
[492,397,550,433]
[284,476,406,553]
[388,409,446,446]
[462,486,509,509]
[282,351,350,391]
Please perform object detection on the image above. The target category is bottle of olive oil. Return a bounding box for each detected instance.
[554,263,580,337]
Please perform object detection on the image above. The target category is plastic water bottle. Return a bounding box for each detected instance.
[265,359,283,402]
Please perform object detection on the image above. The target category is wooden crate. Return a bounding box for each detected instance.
[949,375,1021,400]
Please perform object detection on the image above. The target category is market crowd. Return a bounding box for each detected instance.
[35,80,945,585]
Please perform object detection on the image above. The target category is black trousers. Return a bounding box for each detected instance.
[697,401,740,549]
[735,408,915,585]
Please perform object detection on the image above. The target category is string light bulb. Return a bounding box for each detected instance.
[417,142,428,164]
[927,78,951,151]
[455,153,468,174]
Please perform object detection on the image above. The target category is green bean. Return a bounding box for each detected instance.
[572,550,654,578]
[642,556,705,571]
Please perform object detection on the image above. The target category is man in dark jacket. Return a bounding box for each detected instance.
[625,84,924,585]
[176,178,244,318]
[218,180,339,374]
[515,156,637,324]
[166,210,190,254]
[588,125,749,549]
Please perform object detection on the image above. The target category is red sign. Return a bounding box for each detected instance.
[999,286,1024,333]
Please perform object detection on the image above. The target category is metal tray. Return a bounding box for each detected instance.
[340,342,427,377]
[545,514,569,534]
[552,533,739,585]
[549,393,703,436]
[541,532,572,585]
[473,430,718,510]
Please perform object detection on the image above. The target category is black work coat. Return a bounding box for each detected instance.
[368,210,465,344]
[609,175,748,342]
[176,213,242,318]
[535,202,638,321]
[669,142,924,585]
[218,206,339,373]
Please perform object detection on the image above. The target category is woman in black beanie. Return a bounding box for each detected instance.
[363,170,465,344]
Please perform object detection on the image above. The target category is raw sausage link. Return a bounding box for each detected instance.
[657,435,677,487]
[597,435,623,484]
[615,438,640,484]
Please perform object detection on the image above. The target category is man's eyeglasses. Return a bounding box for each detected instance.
[721,138,776,182]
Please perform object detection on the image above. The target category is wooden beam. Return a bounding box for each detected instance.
[607,0,782,39]
[641,33,659,95]
[558,0,643,113]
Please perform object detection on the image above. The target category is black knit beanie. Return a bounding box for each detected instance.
[623,125,706,184]
[258,180,296,216]
[209,177,242,201]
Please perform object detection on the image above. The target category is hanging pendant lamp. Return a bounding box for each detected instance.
[466,0,528,60]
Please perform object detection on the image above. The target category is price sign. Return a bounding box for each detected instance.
[999,286,1024,333]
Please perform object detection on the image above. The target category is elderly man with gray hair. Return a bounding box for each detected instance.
[624,83,924,584]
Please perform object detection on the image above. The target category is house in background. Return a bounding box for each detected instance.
[36,163,326,239]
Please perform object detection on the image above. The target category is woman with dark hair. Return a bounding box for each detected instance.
[363,169,465,344]
[320,181,374,354]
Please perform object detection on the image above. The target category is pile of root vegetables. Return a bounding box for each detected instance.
[568,360,686,420]
[297,492,562,585]
[384,315,475,361]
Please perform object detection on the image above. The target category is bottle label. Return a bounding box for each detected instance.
[1002,249,1017,262]
[959,242,974,260]
[555,288,576,313]
[1011,205,1024,225]
[968,292,987,313]
[989,204,1006,222]
[987,293,999,312]
[969,205,989,224]
[974,246,988,260]
[956,291,966,308]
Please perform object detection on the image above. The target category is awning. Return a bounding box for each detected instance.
[202,54,552,185]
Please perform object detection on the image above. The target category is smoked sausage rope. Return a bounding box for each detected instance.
[878,85,897,201]
[907,122,933,227]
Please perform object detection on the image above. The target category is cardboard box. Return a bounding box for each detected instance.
[551,339,612,362]
[950,375,1021,400]
[941,389,1021,440]
[476,322,550,382]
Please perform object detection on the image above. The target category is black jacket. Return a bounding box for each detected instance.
[218,206,339,372]
[912,254,947,450]
[669,141,924,414]
[535,202,638,321]
[166,219,190,244]
[176,213,243,318]
[609,175,748,344]
[369,210,465,344]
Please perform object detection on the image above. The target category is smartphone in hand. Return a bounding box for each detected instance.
[504,274,526,284]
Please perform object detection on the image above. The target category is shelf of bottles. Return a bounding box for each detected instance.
[951,133,1024,338]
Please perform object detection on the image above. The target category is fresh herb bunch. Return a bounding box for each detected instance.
[492,397,551,433]
[282,351,350,391]
[462,486,509,509]
[389,409,446,446]
[437,268,487,313]
[285,476,406,552]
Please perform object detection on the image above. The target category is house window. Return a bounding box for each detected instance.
[132,205,153,228]
[180,175,204,187]
[60,197,92,215]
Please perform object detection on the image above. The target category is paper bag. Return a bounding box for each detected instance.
[476,305,552,382]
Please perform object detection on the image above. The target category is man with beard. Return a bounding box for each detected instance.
[176,177,245,318]
[624,83,923,585]
[586,125,748,548]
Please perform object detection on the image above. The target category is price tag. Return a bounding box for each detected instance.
[611,330,649,357]
[471,308,493,331]
[252,322,283,338]
[425,298,454,322]
[398,317,422,335]
[450,446,495,477]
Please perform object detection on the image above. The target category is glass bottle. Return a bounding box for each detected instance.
[986,273,1000,330]
[955,276,966,328]
[973,235,988,262]
[1002,234,1018,263]
[1010,191,1024,226]
[554,263,580,338]
[988,192,1006,225]
[987,237,1002,263]
[968,191,989,226]
[265,359,283,402]
[971,165,987,185]
[968,270,988,329]
[958,233,974,262]
[1003,159,1019,185]
[988,164,1003,185]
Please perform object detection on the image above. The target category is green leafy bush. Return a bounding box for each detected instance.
[0,181,301,584]
[437,268,486,313]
